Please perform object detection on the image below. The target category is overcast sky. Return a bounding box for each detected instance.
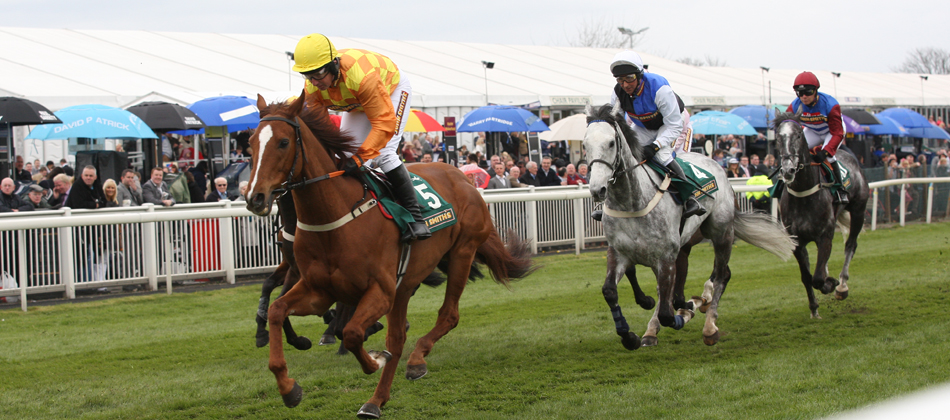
[5,0,948,74]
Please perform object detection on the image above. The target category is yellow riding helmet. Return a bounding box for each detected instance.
[292,33,337,73]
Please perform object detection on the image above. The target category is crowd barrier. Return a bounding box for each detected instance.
[2,178,948,311]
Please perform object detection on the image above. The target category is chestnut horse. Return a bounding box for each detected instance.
[245,93,536,419]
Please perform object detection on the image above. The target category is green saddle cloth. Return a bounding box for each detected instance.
[821,161,853,192]
[647,158,720,203]
[364,171,458,234]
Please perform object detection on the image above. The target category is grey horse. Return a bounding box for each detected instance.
[585,103,796,348]
[773,109,870,319]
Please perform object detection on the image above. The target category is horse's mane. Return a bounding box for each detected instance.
[588,104,643,162]
[259,101,360,158]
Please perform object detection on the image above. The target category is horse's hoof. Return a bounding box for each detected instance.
[638,296,656,310]
[406,363,428,380]
[698,297,711,314]
[319,334,336,346]
[290,336,312,351]
[620,331,641,350]
[357,402,381,419]
[281,381,303,408]
[256,330,269,348]
[640,335,658,347]
[368,350,392,371]
[835,289,849,300]
[336,343,350,356]
[703,330,720,346]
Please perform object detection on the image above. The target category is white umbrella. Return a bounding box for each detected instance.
[538,114,588,142]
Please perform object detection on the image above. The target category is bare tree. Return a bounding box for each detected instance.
[676,55,728,67]
[894,47,950,75]
[567,18,647,49]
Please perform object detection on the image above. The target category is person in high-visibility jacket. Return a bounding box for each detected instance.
[292,33,429,242]
[745,175,773,211]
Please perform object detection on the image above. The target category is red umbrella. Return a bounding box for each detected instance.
[404,109,444,132]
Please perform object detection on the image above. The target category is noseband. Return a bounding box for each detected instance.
[259,115,344,194]
[588,119,642,183]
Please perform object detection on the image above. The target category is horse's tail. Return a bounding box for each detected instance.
[733,211,797,261]
[475,229,540,287]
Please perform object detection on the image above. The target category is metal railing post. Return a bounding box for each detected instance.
[573,193,584,255]
[900,184,906,227]
[871,188,878,231]
[526,186,538,255]
[17,231,27,312]
[60,208,75,299]
[143,204,157,291]
[771,197,779,220]
[220,200,236,284]
[927,183,934,224]
[164,221,173,295]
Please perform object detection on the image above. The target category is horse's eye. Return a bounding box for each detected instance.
[608,141,615,148]
[279,139,290,148]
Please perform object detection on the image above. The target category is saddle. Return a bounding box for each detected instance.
[354,166,458,235]
[645,158,719,204]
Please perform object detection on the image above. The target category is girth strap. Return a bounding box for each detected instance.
[786,183,821,197]
[296,198,378,232]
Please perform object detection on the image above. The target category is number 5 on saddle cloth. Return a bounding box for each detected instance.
[361,170,458,235]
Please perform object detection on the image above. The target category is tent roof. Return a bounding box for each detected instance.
[3,26,949,111]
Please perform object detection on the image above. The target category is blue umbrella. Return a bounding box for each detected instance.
[864,115,908,136]
[26,104,157,140]
[728,105,777,129]
[188,95,260,132]
[458,105,549,133]
[907,124,950,140]
[690,111,758,135]
[878,108,931,129]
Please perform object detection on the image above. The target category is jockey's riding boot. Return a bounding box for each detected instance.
[666,160,707,217]
[591,209,604,221]
[385,165,432,242]
[829,160,850,205]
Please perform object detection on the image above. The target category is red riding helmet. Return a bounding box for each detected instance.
[793,71,820,89]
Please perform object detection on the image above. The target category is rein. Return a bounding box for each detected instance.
[588,119,646,184]
[589,119,668,217]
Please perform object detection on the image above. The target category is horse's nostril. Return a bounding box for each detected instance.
[598,187,607,197]
[251,193,265,207]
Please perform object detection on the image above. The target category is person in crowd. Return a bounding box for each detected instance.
[48,173,71,209]
[401,142,416,163]
[101,179,120,207]
[738,156,753,177]
[787,71,848,204]
[504,159,514,175]
[32,159,42,174]
[32,166,48,183]
[64,165,106,210]
[486,162,511,189]
[26,184,51,210]
[45,160,55,172]
[556,166,567,184]
[519,161,541,187]
[116,169,143,206]
[420,152,433,163]
[188,161,209,198]
[564,164,587,185]
[181,171,203,204]
[726,158,742,178]
[602,51,705,219]
[142,167,175,207]
[14,156,32,183]
[507,166,523,188]
[712,149,727,167]
[577,163,590,183]
[59,158,74,177]
[933,156,949,178]
[1,177,32,212]
[718,134,733,152]
[764,154,777,171]
[293,33,429,242]
[751,154,769,176]
[206,177,234,202]
[538,156,560,186]
[24,162,33,175]
[237,181,249,201]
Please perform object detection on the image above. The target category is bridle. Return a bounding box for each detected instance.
[776,119,825,197]
[587,119,645,184]
[259,115,344,195]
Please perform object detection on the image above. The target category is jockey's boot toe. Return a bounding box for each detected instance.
[684,198,707,218]
[835,190,850,205]
[402,221,432,243]
[591,210,604,221]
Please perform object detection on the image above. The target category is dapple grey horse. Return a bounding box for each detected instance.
[773,109,870,319]
[585,103,796,348]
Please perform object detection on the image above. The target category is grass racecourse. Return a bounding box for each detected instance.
[2,221,950,420]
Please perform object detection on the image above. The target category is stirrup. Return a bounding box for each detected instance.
[591,209,604,221]
[834,190,849,205]
[401,221,431,243]
[684,198,707,218]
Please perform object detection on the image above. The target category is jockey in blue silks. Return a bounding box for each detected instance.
[786,71,849,204]
[594,51,706,220]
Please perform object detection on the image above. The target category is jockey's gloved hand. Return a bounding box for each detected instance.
[343,156,363,177]
[812,148,827,163]
[643,143,661,161]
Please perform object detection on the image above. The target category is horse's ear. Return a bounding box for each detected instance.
[585,103,593,117]
[610,101,623,119]
[287,89,306,115]
[256,94,267,112]
[795,105,803,117]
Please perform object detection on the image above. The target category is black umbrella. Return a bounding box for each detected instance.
[841,109,881,125]
[126,101,206,131]
[0,97,62,126]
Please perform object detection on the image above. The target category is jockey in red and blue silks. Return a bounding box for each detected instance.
[603,50,706,219]
[786,71,849,204]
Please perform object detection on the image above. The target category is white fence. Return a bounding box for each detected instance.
[2,178,949,311]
